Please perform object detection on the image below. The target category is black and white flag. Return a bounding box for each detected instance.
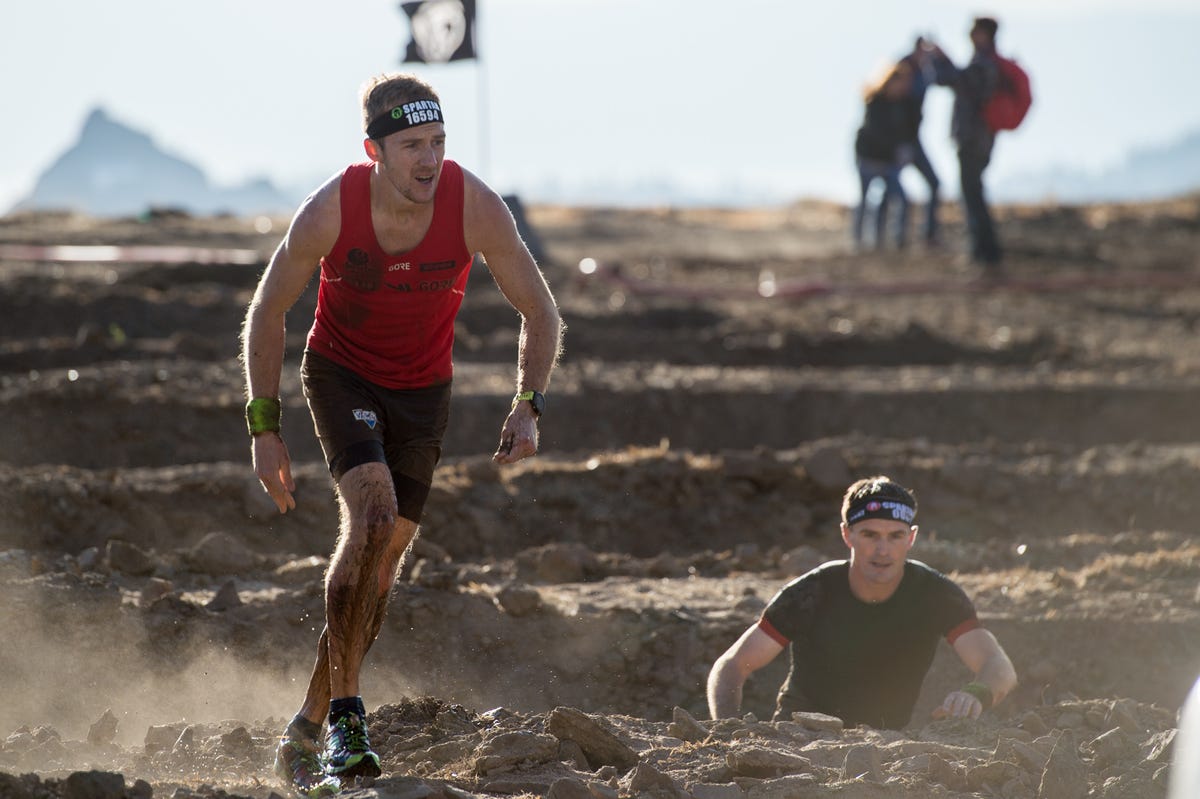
[401,0,477,63]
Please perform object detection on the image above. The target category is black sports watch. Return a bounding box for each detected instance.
[514,389,545,417]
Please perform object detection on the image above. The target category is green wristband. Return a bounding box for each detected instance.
[962,681,993,710]
[246,397,282,436]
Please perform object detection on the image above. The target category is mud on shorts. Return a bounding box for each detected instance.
[301,349,451,523]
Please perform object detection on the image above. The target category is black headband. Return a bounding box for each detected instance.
[366,100,445,140]
[846,494,916,525]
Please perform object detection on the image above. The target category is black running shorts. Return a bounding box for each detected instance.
[300,349,451,523]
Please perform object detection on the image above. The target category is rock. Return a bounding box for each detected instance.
[547,777,595,799]
[745,774,819,799]
[173,725,196,754]
[77,546,102,572]
[789,712,843,733]
[1037,733,1088,799]
[220,726,255,757]
[410,558,457,590]
[0,773,32,799]
[1141,728,1176,764]
[842,744,881,781]
[412,536,451,564]
[585,780,619,799]
[144,722,187,754]
[105,539,156,576]
[129,780,152,799]
[1020,711,1049,737]
[690,783,744,799]
[63,771,124,799]
[803,448,851,491]
[494,584,542,617]
[621,762,680,794]
[558,738,590,770]
[360,776,441,798]
[995,737,1048,772]
[12,730,45,758]
[966,760,1023,792]
[1054,711,1085,730]
[1105,698,1142,734]
[140,577,174,607]
[472,730,559,775]
[432,705,480,738]
[532,543,597,583]
[185,531,259,575]
[206,579,243,611]
[424,735,480,764]
[998,726,1033,744]
[927,754,964,791]
[668,706,709,742]
[725,747,811,777]
[546,707,638,770]
[1087,727,1137,768]
[274,555,328,585]
[85,709,119,746]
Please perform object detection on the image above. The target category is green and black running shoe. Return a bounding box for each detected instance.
[274,733,341,798]
[324,712,382,780]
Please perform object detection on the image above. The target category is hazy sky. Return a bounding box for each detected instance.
[3,0,1199,210]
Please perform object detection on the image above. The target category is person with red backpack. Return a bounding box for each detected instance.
[930,17,1029,273]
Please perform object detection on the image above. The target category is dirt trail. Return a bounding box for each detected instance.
[1,198,1199,798]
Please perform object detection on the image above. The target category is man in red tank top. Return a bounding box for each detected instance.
[240,73,562,796]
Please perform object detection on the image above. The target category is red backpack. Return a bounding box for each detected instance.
[984,54,1032,132]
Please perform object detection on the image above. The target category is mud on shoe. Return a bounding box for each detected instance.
[325,712,382,781]
[274,733,341,798]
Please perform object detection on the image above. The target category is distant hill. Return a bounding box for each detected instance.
[996,128,1200,203]
[10,108,296,217]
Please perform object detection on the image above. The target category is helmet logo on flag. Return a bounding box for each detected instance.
[410,0,469,63]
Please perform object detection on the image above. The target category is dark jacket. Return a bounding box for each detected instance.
[934,48,999,146]
[854,94,918,163]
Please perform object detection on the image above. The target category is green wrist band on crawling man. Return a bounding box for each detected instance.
[962,681,994,710]
[246,397,282,436]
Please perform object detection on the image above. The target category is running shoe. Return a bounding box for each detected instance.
[274,733,341,798]
[324,712,382,780]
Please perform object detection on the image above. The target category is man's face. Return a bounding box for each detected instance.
[842,518,916,586]
[370,122,446,204]
[970,26,992,50]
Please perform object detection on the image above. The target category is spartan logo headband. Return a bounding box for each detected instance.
[846,494,917,525]
[366,99,445,140]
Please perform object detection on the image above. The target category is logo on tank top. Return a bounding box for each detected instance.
[352,409,378,430]
[344,248,380,292]
[420,260,456,272]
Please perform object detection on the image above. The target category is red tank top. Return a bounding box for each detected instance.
[306,160,472,389]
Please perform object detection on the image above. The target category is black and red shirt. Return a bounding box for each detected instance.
[759,559,980,729]
[306,160,472,389]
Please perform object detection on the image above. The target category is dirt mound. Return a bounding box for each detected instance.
[0,695,1182,798]
[1,197,1199,797]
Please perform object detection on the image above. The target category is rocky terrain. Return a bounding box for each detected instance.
[1,195,1199,798]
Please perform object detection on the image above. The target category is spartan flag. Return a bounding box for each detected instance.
[401,0,477,63]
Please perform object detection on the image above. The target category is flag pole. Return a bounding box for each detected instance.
[474,0,489,182]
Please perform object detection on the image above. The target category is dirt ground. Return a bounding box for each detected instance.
[1,194,1199,799]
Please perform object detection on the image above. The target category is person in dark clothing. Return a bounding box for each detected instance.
[707,476,1017,729]
[899,37,942,247]
[930,17,1004,269]
[852,61,918,250]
